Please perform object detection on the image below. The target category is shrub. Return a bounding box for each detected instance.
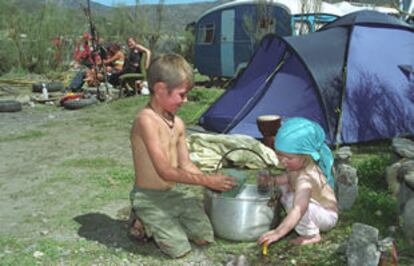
[354,154,391,191]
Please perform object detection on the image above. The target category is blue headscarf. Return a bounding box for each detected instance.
[274,117,335,189]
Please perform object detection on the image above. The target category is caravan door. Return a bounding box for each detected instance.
[221,9,235,77]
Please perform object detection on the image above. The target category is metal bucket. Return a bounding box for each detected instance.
[204,184,274,241]
[204,148,279,242]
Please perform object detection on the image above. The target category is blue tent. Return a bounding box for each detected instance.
[199,11,414,144]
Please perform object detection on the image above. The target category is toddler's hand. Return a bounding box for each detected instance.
[257,230,279,246]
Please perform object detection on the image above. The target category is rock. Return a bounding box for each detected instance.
[402,198,414,246]
[392,138,414,159]
[387,226,397,237]
[346,223,380,266]
[40,230,49,236]
[385,162,402,195]
[397,180,414,214]
[398,160,414,181]
[335,146,353,165]
[335,164,358,210]
[404,170,414,189]
[225,254,249,266]
[33,251,44,258]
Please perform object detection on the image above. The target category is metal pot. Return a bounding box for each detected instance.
[204,184,274,242]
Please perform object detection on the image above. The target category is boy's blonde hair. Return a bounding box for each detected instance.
[147,53,194,94]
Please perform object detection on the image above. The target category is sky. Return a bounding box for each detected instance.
[94,0,216,6]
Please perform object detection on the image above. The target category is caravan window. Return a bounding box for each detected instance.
[198,23,215,44]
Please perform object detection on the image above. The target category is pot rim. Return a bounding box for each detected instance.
[204,184,271,202]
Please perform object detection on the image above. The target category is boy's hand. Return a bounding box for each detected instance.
[207,175,237,192]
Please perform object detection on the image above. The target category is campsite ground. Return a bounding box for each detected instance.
[0,83,413,265]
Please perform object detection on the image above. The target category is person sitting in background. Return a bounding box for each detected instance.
[118,37,151,94]
[124,37,151,74]
[103,43,125,86]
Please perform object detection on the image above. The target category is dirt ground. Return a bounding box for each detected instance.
[0,94,131,236]
[0,84,244,265]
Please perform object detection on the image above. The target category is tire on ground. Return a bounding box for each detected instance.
[0,100,22,112]
[32,82,65,93]
[63,97,98,110]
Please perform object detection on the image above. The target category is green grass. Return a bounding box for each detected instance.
[354,154,392,191]
[180,88,223,125]
[62,157,120,168]
[0,130,46,142]
[1,79,413,265]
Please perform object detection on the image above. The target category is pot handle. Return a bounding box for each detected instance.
[214,147,283,229]
[214,147,271,176]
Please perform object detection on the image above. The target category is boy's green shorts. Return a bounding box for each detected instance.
[130,186,214,258]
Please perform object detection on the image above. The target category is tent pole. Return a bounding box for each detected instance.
[223,52,288,133]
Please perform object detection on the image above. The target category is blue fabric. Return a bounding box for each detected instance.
[274,117,335,189]
[199,11,414,145]
[199,36,286,133]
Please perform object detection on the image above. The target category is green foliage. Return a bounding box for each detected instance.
[0,1,87,74]
[354,154,391,191]
[0,0,222,75]
[342,185,397,232]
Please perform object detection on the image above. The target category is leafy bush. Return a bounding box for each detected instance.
[354,154,391,191]
[341,185,397,233]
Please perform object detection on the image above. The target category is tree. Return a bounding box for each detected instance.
[242,0,277,52]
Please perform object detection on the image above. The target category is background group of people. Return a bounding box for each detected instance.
[68,32,151,93]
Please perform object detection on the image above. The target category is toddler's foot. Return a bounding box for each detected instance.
[289,234,321,245]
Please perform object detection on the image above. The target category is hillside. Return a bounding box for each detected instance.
[11,0,396,33]
[12,0,231,33]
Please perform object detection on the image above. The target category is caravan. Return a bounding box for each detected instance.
[194,0,343,79]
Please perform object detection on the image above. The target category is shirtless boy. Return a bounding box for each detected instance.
[129,53,236,258]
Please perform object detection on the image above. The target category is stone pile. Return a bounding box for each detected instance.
[385,137,414,245]
[334,146,358,210]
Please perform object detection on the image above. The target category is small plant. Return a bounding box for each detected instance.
[353,154,391,191]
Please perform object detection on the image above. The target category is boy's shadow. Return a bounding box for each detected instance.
[73,212,157,256]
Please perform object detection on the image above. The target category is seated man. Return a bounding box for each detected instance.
[120,37,151,95]
[124,37,151,74]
